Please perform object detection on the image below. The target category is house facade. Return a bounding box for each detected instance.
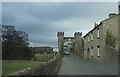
[84,22,104,61]
[83,6,119,64]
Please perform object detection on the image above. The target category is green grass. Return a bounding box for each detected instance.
[2,60,44,75]
[34,54,54,62]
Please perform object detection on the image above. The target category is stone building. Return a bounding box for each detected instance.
[83,6,119,64]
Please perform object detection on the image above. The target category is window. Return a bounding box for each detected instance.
[97,27,100,38]
[91,32,93,41]
[91,47,93,56]
[84,38,86,44]
[88,35,89,43]
[97,45,100,57]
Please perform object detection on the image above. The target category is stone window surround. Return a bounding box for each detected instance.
[97,27,100,38]
[84,38,86,44]
[91,32,93,41]
[91,46,93,57]
[97,45,100,57]
[88,35,89,43]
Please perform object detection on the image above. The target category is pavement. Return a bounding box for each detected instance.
[57,53,118,75]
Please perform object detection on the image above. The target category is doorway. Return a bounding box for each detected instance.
[87,48,90,59]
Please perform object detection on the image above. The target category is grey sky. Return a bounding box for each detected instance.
[2,2,118,47]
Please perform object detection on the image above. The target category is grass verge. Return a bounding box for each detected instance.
[2,60,44,75]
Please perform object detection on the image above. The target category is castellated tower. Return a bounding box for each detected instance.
[57,31,64,37]
[74,32,83,58]
[57,31,64,57]
[74,32,82,37]
[118,5,120,14]
[118,4,120,53]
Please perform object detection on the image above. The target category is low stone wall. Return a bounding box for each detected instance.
[2,55,62,77]
[103,46,118,64]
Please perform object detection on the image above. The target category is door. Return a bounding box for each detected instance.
[87,48,90,60]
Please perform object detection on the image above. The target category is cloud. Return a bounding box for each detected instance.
[2,2,118,47]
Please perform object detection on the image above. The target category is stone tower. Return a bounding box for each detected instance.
[118,4,120,14]
[118,4,120,56]
[74,32,83,58]
[57,32,64,57]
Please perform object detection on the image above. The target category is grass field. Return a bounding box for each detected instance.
[2,60,44,75]
[34,53,54,62]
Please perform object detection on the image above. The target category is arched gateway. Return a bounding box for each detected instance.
[57,32,83,58]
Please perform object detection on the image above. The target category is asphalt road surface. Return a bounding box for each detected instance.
[58,53,118,75]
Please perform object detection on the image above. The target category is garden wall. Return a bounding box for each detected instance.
[103,46,118,64]
[2,55,62,77]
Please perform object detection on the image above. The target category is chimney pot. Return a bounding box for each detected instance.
[109,13,116,18]
[94,22,97,28]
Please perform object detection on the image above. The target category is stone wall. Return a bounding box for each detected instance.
[102,14,119,51]
[118,13,120,65]
[84,45,118,64]
[84,24,104,61]
[74,32,84,58]
[57,32,64,57]
[102,46,118,64]
[2,55,62,77]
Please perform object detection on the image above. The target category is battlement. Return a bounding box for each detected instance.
[74,32,82,37]
[57,31,64,36]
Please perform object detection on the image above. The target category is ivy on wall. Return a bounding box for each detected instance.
[81,38,84,49]
[105,30,116,48]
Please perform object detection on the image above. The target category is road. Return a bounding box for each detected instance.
[58,53,118,75]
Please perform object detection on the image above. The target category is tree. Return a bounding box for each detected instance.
[2,25,34,60]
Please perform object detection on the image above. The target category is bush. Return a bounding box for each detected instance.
[34,53,54,62]
[105,30,116,48]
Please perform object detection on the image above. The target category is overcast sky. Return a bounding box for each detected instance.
[2,2,118,47]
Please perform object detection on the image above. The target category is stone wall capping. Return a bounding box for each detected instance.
[2,56,62,76]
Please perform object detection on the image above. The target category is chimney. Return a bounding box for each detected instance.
[94,22,97,28]
[109,13,116,18]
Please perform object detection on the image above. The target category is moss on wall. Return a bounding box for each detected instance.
[105,30,116,48]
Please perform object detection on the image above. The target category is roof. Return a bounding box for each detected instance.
[101,14,118,23]
[83,22,102,38]
[83,13,119,38]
